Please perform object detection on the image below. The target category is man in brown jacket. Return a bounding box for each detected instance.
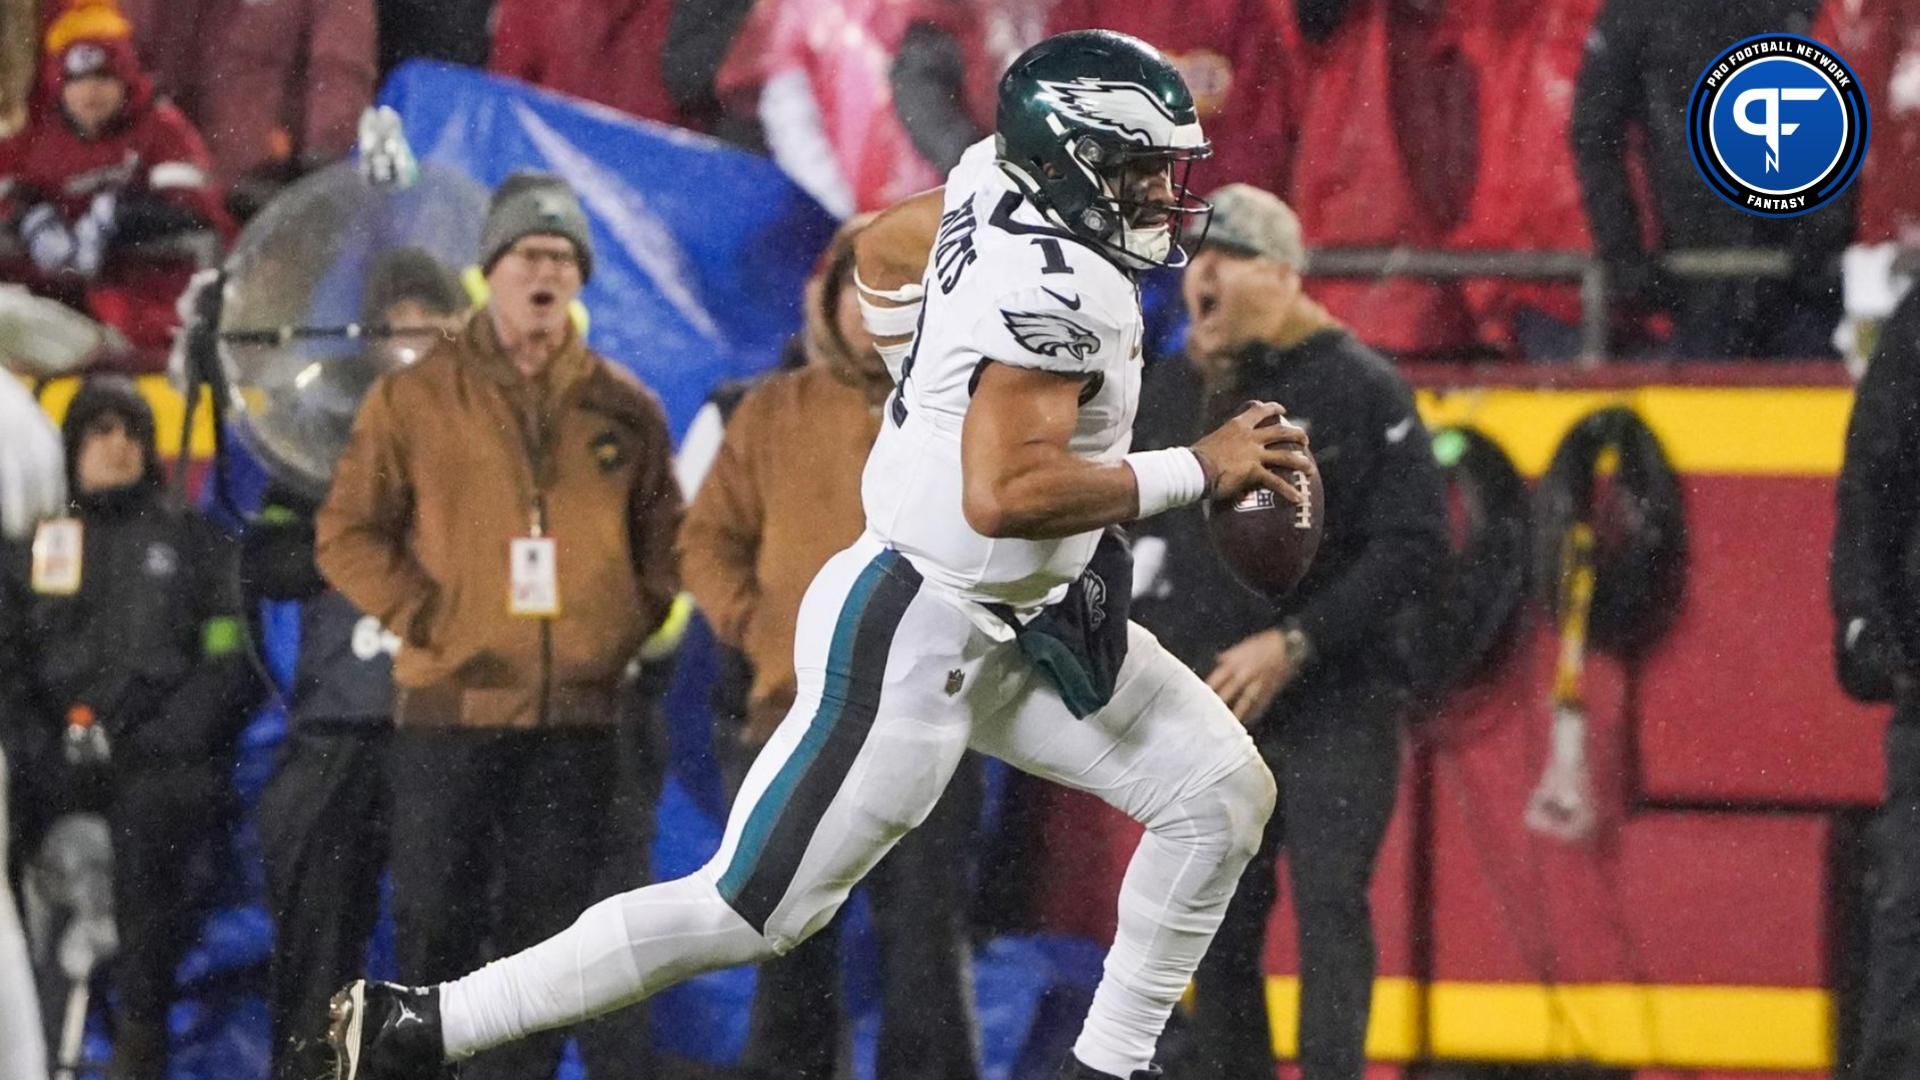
[317,172,681,1080]
[679,220,982,1080]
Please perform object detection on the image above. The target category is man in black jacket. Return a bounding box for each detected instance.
[246,247,468,1080]
[1832,285,1920,1078]
[1571,0,1849,359]
[1133,185,1448,1080]
[0,376,255,1080]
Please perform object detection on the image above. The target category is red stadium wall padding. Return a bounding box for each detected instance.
[1635,475,1884,806]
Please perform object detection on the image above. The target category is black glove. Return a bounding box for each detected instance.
[1836,614,1909,704]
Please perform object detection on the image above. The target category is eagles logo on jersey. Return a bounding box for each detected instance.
[1002,309,1102,362]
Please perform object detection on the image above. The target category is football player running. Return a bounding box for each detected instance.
[324,29,1310,1080]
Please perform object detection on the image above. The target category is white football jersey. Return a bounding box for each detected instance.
[861,139,1144,610]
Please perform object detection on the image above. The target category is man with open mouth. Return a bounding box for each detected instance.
[313,171,683,1080]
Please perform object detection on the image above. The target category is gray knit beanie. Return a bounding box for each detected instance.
[480,172,593,282]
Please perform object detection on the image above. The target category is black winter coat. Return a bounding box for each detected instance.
[0,484,254,776]
[1132,330,1449,707]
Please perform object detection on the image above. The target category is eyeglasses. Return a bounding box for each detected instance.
[510,245,580,270]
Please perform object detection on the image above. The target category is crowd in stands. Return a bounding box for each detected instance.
[2,0,1916,367]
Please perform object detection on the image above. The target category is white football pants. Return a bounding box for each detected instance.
[441,534,1275,1078]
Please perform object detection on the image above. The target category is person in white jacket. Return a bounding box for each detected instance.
[0,751,48,1080]
[0,373,62,1080]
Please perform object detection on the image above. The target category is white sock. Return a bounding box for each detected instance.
[439,874,768,1059]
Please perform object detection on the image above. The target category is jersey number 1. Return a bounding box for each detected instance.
[1033,238,1074,275]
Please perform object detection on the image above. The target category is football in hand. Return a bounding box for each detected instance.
[1204,418,1324,597]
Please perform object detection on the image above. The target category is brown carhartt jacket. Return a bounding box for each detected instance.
[317,314,681,729]
[678,217,890,746]
[678,362,882,745]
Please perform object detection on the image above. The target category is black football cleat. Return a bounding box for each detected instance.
[326,980,456,1080]
[1056,1056,1164,1080]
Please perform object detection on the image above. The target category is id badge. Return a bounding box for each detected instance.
[31,518,83,595]
[509,536,560,617]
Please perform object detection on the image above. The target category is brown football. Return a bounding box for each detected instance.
[1204,420,1325,597]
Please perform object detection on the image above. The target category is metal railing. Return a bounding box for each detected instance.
[1302,247,1796,363]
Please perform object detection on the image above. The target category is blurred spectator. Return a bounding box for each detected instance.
[316,173,681,1079]
[1045,0,1293,192]
[0,0,39,134]
[0,0,229,368]
[0,377,256,1080]
[380,0,493,76]
[1819,0,1919,370]
[1271,0,1481,360]
[662,0,765,143]
[492,0,761,142]
[888,0,1043,174]
[719,0,959,214]
[0,375,66,544]
[1445,0,1603,360]
[121,0,376,220]
[491,0,679,124]
[888,0,1296,190]
[678,219,982,1080]
[1823,0,1920,249]
[1832,285,1920,1078]
[0,746,47,1080]
[1571,0,1847,359]
[1134,185,1446,1080]
[247,249,467,1080]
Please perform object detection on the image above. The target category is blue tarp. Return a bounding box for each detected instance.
[379,61,839,440]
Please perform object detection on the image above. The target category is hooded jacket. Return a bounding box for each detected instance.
[678,222,890,746]
[0,379,253,778]
[316,315,682,730]
[0,31,226,237]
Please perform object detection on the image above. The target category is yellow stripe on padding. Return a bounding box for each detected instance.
[1263,977,1831,1069]
[20,373,1853,477]
[1266,975,1424,1061]
[1416,386,1854,478]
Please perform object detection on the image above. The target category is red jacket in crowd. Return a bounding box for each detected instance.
[1,34,224,235]
[1445,0,1602,349]
[1821,0,1920,246]
[1272,0,1477,358]
[491,0,680,126]
[121,0,375,188]
[1047,0,1295,194]
[1,22,227,366]
[719,0,953,212]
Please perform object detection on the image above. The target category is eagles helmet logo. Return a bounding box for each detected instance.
[1002,309,1102,362]
[1035,77,1183,147]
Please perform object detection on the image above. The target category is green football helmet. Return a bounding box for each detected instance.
[996,29,1212,270]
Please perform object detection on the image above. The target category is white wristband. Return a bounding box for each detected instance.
[1125,448,1208,519]
[855,271,926,338]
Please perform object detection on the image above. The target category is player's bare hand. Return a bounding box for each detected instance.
[1190,401,1310,506]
